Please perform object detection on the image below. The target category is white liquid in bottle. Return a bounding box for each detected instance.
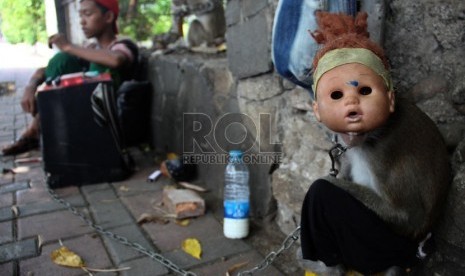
[224,217,249,239]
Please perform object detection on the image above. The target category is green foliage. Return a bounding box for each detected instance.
[0,0,173,44]
[118,0,173,41]
[0,0,47,44]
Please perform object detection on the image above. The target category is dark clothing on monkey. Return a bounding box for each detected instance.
[300,179,420,274]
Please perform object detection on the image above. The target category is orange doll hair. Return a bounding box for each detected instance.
[311,11,390,71]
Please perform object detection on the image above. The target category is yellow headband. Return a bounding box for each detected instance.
[312,48,393,98]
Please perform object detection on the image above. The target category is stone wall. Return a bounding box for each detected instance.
[148,0,465,270]
[148,52,279,218]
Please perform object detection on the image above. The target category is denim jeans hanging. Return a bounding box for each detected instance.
[271,0,387,97]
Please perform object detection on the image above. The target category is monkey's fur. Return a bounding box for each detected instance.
[324,97,451,241]
[170,0,226,47]
[187,0,225,47]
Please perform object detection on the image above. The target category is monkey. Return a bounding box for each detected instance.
[186,19,212,47]
[297,11,452,274]
[171,0,226,48]
[308,11,452,242]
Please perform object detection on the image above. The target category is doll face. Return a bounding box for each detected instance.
[312,63,395,135]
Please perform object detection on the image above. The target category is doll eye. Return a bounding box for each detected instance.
[359,86,372,95]
[330,91,343,100]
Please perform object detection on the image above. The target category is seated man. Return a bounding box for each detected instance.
[2,0,135,155]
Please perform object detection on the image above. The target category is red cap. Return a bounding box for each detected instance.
[94,0,119,33]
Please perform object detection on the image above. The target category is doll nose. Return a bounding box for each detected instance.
[344,93,359,105]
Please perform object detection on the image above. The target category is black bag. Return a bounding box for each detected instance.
[117,80,151,146]
[37,74,132,187]
[115,39,152,146]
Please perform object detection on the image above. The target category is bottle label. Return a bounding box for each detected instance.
[224,200,250,219]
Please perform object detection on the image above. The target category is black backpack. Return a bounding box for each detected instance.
[115,39,152,146]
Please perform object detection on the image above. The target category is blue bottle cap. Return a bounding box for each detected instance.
[229,150,243,158]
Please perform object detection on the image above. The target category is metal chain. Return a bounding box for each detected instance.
[237,226,301,276]
[46,178,196,276]
[328,143,347,177]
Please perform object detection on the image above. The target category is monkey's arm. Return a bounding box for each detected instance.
[321,175,409,226]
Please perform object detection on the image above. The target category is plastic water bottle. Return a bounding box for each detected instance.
[223,150,250,239]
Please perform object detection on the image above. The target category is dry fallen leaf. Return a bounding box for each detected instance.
[305,271,318,276]
[51,245,131,273]
[51,246,84,268]
[38,235,44,250]
[119,185,129,192]
[175,219,190,226]
[182,238,202,259]
[137,213,169,225]
[227,261,248,275]
[11,205,19,217]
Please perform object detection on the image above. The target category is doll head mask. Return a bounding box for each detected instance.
[310,12,395,137]
[310,12,393,98]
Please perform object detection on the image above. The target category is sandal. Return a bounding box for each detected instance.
[2,136,40,156]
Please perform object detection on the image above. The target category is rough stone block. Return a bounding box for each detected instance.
[0,206,13,222]
[18,194,85,217]
[17,209,93,242]
[149,54,233,155]
[0,262,14,275]
[227,11,273,79]
[101,224,156,264]
[225,0,241,26]
[0,238,38,263]
[243,0,268,18]
[120,256,169,276]
[0,181,29,194]
[0,193,13,208]
[0,221,13,244]
[162,189,205,219]
[89,200,134,228]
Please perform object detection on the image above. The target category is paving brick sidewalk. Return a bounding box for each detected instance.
[0,83,296,275]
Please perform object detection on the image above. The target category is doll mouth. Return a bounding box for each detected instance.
[346,111,362,122]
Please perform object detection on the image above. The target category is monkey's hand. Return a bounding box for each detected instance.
[321,175,409,227]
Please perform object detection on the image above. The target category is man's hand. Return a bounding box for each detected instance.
[21,84,37,114]
[48,34,72,52]
[21,67,45,115]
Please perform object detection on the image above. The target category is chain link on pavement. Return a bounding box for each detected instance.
[46,178,197,276]
[237,226,301,276]
[46,176,300,276]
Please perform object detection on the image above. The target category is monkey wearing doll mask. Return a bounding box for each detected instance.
[299,11,451,274]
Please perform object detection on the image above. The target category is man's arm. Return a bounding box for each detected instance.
[21,67,45,115]
[48,34,129,69]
